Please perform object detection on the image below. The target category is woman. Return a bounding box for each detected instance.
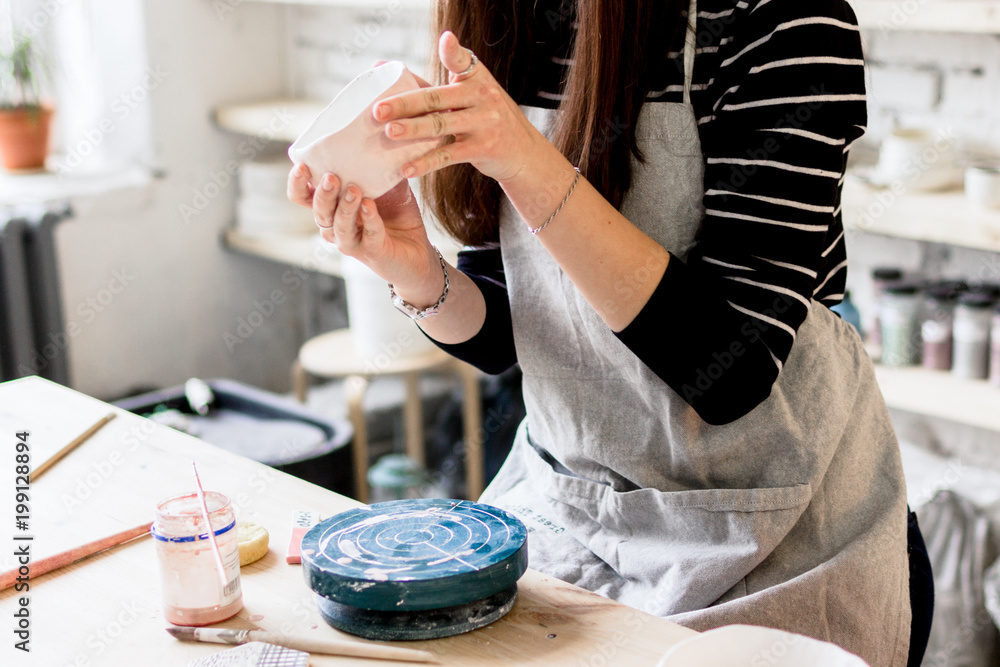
[288,0,932,664]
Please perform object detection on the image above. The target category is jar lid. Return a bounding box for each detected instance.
[958,292,994,308]
[883,280,920,295]
[925,285,957,303]
[872,267,904,281]
[967,282,1000,299]
[936,279,969,295]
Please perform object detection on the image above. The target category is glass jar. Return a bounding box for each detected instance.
[991,305,1000,387]
[921,285,957,371]
[952,293,993,380]
[368,454,430,503]
[870,267,904,352]
[152,491,243,626]
[880,281,921,367]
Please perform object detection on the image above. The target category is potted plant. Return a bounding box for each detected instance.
[0,35,53,171]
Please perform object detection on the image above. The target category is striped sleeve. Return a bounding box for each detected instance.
[616,0,866,424]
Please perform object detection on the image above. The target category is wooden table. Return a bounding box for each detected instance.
[0,377,696,665]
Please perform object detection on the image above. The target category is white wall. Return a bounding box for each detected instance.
[55,0,309,400]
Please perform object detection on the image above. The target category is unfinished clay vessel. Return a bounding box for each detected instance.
[289,61,436,199]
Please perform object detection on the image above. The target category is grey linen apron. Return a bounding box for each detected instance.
[481,1,912,664]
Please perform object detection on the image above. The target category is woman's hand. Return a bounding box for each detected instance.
[374,31,547,184]
[286,165,444,306]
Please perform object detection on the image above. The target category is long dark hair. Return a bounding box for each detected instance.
[422,0,686,246]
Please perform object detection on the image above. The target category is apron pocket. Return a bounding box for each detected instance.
[521,439,812,615]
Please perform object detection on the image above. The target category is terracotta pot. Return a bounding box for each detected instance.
[0,105,54,170]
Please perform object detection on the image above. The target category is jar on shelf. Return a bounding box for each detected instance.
[921,284,958,371]
[367,454,431,503]
[880,281,922,367]
[990,304,1000,387]
[870,267,904,354]
[952,292,994,380]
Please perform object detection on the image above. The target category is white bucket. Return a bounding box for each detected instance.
[341,255,436,367]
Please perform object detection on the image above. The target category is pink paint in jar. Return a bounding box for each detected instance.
[152,491,243,626]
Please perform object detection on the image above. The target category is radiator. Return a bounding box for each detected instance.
[0,208,70,384]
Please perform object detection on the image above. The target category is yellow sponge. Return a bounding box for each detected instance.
[237,520,269,566]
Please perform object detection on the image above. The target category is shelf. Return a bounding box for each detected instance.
[224,228,461,276]
[853,0,1000,33]
[842,177,1000,252]
[213,99,326,143]
[224,229,344,275]
[874,364,1000,432]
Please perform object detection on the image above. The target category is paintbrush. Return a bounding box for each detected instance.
[191,461,230,592]
[0,522,151,590]
[167,627,437,663]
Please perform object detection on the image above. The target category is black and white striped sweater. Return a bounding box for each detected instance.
[432,0,867,424]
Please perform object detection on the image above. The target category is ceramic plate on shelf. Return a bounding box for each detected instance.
[656,625,870,667]
[848,164,962,192]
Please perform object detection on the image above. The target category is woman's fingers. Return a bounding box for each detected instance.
[358,198,386,248]
[312,173,341,228]
[439,31,477,81]
[386,108,479,141]
[331,183,363,248]
[401,141,475,180]
[374,82,474,122]
[287,164,314,207]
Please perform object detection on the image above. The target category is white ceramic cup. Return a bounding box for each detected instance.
[965,164,1000,210]
[288,61,439,199]
[874,127,959,191]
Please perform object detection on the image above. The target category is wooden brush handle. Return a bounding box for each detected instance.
[0,522,151,590]
[254,631,436,662]
[33,413,117,481]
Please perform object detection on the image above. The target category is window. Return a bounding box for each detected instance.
[2,0,153,174]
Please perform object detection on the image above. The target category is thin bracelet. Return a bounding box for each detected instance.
[527,167,581,235]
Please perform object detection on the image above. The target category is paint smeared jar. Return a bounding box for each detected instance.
[152,492,243,626]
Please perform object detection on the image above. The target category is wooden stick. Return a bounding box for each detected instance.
[0,521,151,590]
[168,627,438,663]
[191,461,230,592]
[33,412,117,481]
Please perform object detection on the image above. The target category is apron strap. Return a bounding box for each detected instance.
[683,0,698,105]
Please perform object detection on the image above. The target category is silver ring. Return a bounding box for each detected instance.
[314,215,332,228]
[456,49,478,77]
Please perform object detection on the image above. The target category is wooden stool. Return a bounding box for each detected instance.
[292,328,483,503]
